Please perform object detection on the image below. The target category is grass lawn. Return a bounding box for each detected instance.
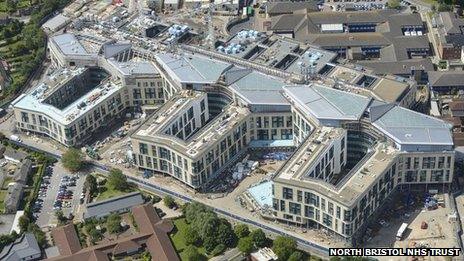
[95,183,135,201]
[170,218,207,260]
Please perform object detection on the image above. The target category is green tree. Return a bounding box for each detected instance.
[238,236,254,254]
[61,148,84,172]
[234,224,250,238]
[210,243,226,256]
[163,195,176,208]
[84,175,98,198]
[55,210,67,225]
[18,215,30,232]
[185,225,201,246]
[216,218,237,247]
[183,202,212,223]
[183,245,204,261]
[272,236,297,261]
[106,213,122,234]
[203,236,217,253]
[107,168,128,191]
[6,0,18,14]
[27,223,46,247]
[288,251,305,261]
[250,229,267,248]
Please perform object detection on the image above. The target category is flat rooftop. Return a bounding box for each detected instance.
[133,91,250,158]
[107,57,159,76]
[12,68,122,125]
[156,53,232,84]
[220,33,336,75]
[284,84,372,121]
[276,138,398,207]
[325,64,412,104]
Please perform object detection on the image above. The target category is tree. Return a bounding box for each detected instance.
[84,175,98,198]
[238,236,254,255]
[250,229,267,248]
[387,0,401,9]
[163,195,176,208]
[183,245,204,261]
[18,215,30,232]
[216,218,237,247]
[203,236,217,253]
[62,148,84,172]
[27,223,46,247]
[6,0,18,14]
[107,168,128,191]
[185,225,201,246]
[272,236,297,261]
[210,243,226,256]
[55,210,67,225]
[106,213,122,234]
[183,202,212,223]
[288,251,305,261]
[234,224,250,238]
[437,3,452,11]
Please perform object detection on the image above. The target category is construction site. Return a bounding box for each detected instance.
[365,192,461,260]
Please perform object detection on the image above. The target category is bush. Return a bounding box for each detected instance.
[163,195,176,208]
[151,194,161,203]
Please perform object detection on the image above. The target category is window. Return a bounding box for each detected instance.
[419,170,427,182]
[304,205,314,218]
[289,202,301,215]
[297,190,302,202]
[286,116,292,127]
[422,157,436,169]
[281,129,293,140]
[431,170,444,182]
[139,143,148,154]
[133,89,142,99]
[322,213,333,227]
[283,187,293,200]
[271,116,284,128]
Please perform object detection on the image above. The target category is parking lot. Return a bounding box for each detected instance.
[35,162,86,228]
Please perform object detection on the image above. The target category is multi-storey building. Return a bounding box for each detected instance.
[11,67,127,146]
[11,35,170,147]
[271,84,454,244]
[131,91,250,188]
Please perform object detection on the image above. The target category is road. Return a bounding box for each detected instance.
[7,138,331,257]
